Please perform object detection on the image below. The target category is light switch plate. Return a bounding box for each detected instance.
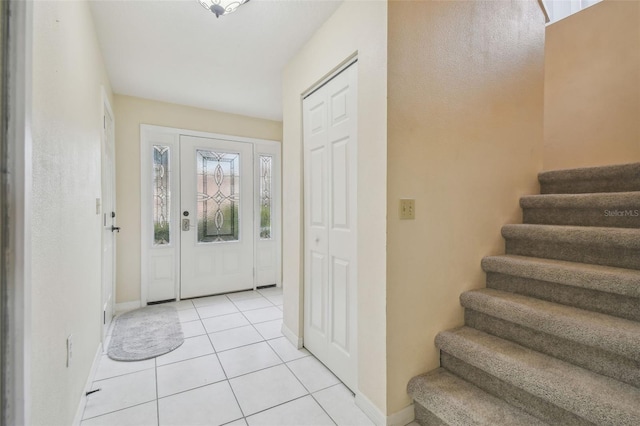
[400,199,415,220]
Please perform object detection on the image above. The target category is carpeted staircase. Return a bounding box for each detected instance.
[407,163,640,425]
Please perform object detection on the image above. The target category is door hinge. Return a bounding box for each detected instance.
[103,116,106,129]
[103,311,106,325]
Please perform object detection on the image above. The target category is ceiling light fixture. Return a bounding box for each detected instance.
[198,0,250,18]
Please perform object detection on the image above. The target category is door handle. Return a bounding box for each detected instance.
[111,226,121,233]
[182,218,191,231]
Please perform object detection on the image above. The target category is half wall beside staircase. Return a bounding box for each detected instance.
[408,162,640,425]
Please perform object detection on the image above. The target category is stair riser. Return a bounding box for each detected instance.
[505,240,640,270]
[486,272,640,322]
[414,404,448,426]
[523,208,640,228]
[440,353,591,426]
[465,310,640,388]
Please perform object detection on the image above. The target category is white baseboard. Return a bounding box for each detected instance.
[115,300,141,313]
[72,343,103,426]
[355,392,386,426]
[281,322,303,349]
[387,403,415,426]
[355,392,415,426]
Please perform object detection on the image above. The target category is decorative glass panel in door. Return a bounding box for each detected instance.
[180,136,254,299]
[153,145,171,246]
[196,150,240,243]
[259,155,272,239]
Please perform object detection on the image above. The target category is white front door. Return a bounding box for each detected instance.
[179,135,255,298]
[303,62,358,391]
[101,102,116,340]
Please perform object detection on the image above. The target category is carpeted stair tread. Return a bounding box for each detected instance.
[407,368,547,426]
[435,327,640,425]
[520,191,640,210]
[520,191,640,209]
[538,162,640,194]
[501,224,640,248]
[482,255,640,298]
[464,310,640,388]
[502,224,640,269]
[409,163,640,425]
[460,288,640,361]
[520,192,640,228]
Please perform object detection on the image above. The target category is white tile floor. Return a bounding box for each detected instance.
[81,287,377,426]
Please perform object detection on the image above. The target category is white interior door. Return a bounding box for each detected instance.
[101,103,116,340]
[303,62,358,391]
[179,135,255,298]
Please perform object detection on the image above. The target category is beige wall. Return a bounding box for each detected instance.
[544,0,640,170]
[31,1,113,424]
[281,0,388,414]
[114,95,282,304]
[387,0,545,414]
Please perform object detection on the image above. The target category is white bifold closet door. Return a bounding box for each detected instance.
[303,62,358,391]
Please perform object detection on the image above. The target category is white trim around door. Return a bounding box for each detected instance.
[100,87,116,345]
[140,125,281,305]
[1,0,33,424]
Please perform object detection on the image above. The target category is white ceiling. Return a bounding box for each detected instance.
[89,0,343,121]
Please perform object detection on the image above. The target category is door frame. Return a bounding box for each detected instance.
[100,88,116,342]
[1,0,33,424]
[140,125,281,305]
[301,57,359,391]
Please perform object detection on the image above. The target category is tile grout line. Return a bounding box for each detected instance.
[82,371,157,421]
[187,307,283,324]
[99,332,292,383]
[231,295,281,333]
[154,357,160,426]
[81,400,158,422]
[243,293,339,425]
[224,291,280,423]
[80,321,119,423]
[155,350,318,402]
[188,298,282,324]
[92,365,156,383]
[308,389,339,426]
[278,352,339,426]
[204,292,282,353]
[159,332,290,368]
[232,295,334,424]
[85,317,214,420]
[89,292,290,424]
[243,394,315,422]
[200,294,247,424]
[231,293,289,423]
[80,371,158,422]
[156,350,214,369]
[81,314,159,423]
